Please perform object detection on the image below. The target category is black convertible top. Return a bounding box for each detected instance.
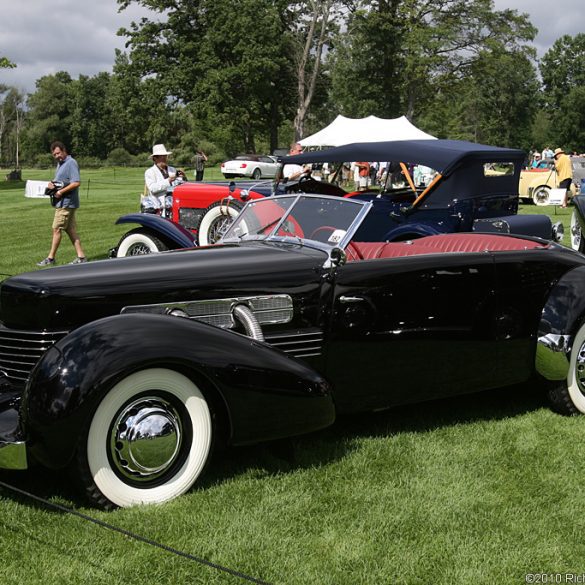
[281,139,525,178]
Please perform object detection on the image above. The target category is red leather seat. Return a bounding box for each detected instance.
[345,233,548,262]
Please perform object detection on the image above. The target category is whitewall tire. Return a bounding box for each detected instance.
[116,229,169,257]
[198,201,243,246]
[83,368,212,507]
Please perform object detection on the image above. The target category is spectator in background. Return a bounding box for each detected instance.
[145,144,185,215]
[531,152,542,168]
[542,146,554,160]
[192,149,208,181]
[283,143,310,180]
[37,141,87,267]
[355,161,370,191]
[554,147,573,208]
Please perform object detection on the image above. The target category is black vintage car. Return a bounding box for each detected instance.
[0,194,584,508]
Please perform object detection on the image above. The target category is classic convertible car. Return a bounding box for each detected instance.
[1,194,584,508]
[111,140,563,256]
[519,155,585,206]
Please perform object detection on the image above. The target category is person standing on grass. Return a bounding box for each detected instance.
[554,147,573,208]
[192,148,208,181]
[37,141,87,267]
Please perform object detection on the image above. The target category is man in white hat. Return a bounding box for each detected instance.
[553,147,573,207]
[144,144,185,214]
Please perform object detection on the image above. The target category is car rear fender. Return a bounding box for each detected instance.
[536,265,585,381]
[115,213,196,248]
[22,313,334,469]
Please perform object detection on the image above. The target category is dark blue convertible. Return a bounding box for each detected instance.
[283,139,564,243]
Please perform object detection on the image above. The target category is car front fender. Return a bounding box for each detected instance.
[536,265,585,381]
[23,314,334,469]
[116,213,196,248]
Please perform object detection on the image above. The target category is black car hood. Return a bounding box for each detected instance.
[0,243,326,329]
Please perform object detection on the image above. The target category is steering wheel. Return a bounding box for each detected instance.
[298,172,312,183]
[309,226,337,242]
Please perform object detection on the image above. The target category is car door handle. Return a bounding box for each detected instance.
[339,296,365,304]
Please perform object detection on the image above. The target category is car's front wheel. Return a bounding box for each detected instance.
[77,368,212,508]
[570,210,585,252]
[116,228,169,257]
[547,324,585,416]
[198,200,243,246]
[532,186,551,206]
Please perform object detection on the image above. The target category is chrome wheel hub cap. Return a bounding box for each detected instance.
[110,397,183,481]
[128,243,152,255]
[209,217,233,243]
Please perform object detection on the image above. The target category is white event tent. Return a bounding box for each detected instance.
[298,115,436,147]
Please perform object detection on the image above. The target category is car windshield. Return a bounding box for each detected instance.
[221,194,371,250]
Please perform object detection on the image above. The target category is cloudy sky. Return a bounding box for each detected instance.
[1,0,583,96]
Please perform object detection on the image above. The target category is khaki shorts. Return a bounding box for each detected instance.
[52,207,77,232]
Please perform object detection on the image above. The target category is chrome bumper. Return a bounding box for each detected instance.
[536,333,571,381]
[0,440,27,470]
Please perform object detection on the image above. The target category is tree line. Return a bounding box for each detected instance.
[1,0,584,170]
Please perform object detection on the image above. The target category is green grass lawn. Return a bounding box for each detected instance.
[0,169,583,584]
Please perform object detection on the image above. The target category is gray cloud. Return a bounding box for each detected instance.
[492,0,584,56]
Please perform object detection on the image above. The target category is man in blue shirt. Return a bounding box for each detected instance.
[37,141,87,266]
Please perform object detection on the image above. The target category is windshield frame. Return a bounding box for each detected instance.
[221,193,372,251]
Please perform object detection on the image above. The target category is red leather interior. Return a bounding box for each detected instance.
[346,233,548,262]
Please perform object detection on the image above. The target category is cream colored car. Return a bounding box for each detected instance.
[519,157,583,206]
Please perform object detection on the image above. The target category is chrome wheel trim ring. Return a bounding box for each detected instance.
[110,396,183,482]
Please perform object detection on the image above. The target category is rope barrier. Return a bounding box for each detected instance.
[0,479,273,585]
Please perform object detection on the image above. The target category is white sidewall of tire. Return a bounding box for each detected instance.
[533,187,550,206]
[198,205,240,246]
[566,325,585,413]
[116,233,161,257]
[570,211,582,251]
[87,368,212,507]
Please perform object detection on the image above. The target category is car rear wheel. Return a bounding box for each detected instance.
[78,368,212,508]
[252,168,262,180]
[116,228,169,257]
[198,200,243,246]
[532,186,551,206]
[548,324,585,416]
[570,210,585,252]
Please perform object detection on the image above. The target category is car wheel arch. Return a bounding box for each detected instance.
[24,313,332,472]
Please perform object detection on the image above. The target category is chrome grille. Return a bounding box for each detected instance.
[264,329,324,358]
[121,295,294,329]
[0,326,67,384]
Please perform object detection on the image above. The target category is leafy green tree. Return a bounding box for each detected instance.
[0,86,24,164]
[540,34,585,150]
[70,73,113,158]
[286,0,341,140]
[23,72,75,160]
[0,57,15,69]
[329,0,536,131]
[446,49,539,148]
[117,0,291,153]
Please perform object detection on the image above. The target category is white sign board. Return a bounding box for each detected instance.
[548,188,566,206]
[25,180,50,198]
